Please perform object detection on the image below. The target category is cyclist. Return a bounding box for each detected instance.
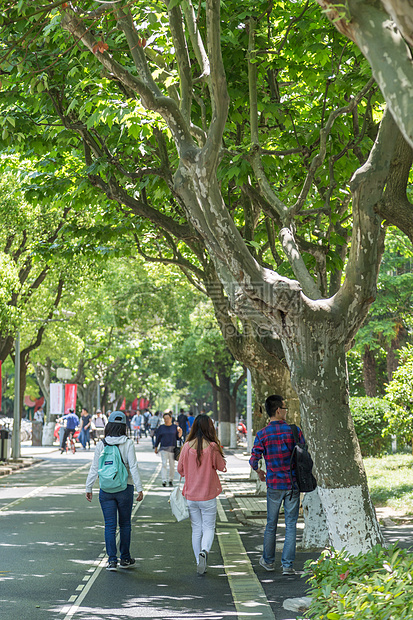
[60,408,79,454]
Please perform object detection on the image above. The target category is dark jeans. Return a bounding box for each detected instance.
[99,484,134,563]
[79,428,90,448]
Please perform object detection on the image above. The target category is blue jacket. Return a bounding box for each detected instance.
[63,412,79,430]
[154,424,179,449]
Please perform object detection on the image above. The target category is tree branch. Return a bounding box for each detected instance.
[165,1,193,123]
[61,5,194,149]
[202,0,230,173]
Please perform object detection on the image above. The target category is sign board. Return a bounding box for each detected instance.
[57,368,72,381]
[50,383,64,415]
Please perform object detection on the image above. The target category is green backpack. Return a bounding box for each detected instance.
[98,440,129,493]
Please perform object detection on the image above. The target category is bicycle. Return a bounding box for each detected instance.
[61,429,77,454]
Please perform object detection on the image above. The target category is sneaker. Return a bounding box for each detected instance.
[106,561,117,571]
[259,556,275,572]
[197,550,208,575]
[169,481,173,487]
[119,558,136,569]
[162,482,166,487]
[282,566,296,575]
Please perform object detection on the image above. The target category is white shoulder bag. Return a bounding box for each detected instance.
[169,477,189,522]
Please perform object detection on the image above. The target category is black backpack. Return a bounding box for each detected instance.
[289,424,317,493]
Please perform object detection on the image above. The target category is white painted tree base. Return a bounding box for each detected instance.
[42,422,55,446]
[283,597,312,612]
[317,485,383,555]
[301,490,329,549]
[219,422,236,448]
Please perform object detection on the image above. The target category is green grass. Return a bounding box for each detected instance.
[364,454,413,514]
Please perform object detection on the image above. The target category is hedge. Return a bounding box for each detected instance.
[303,545,413,620]
[350,397,392,457]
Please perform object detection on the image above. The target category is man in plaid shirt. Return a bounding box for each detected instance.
[249,394,304,575]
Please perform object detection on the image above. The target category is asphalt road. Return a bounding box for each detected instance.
[0,439,309,620]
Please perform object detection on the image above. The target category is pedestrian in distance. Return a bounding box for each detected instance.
[149,411,160,448]
[78,407,92,450]
[33,407,44,424]
[154,411,182,487]
[249,394,304,575]
[59,408,79,453]
[177,414,226,575]
[130,411,141,443]
[187,411,195,430]
[91,409,107,444]
[85,411,143,572]
[177,408,189,443]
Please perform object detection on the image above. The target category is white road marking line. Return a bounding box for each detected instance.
[60,463,162,619]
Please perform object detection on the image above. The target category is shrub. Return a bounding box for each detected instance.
[350,397,392,457]
[303,545,413,620]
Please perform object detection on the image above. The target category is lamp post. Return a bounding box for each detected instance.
[11,331,21,460]
[246,368,253,453]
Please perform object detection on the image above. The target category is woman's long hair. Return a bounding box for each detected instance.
[104,422,127,437]
[185,414,224,465]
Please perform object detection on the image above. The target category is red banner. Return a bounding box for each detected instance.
[139,397,150,410]
[64,384,77,414]
[119,398,126,411]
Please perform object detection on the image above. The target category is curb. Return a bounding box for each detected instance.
[0,457,43,477]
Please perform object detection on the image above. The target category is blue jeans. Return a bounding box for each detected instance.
[99,484,134,563]
[79,428,90,448]
[263,488,300,568]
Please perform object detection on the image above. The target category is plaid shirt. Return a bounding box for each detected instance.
[249,420,304,490]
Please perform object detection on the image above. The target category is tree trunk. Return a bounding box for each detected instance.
[77,380,98,414]
[0,335,14,364]
[250,366,300,433]
[217,371,235,448]
[34,359,52,422]
[362,346,377,397]
[212,385,218,420]
[386,324,407,381]
[284,326,384,554]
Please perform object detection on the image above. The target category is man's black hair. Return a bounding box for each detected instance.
[265,394,284,417]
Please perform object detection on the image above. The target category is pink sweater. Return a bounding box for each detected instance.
[177,441,227,501]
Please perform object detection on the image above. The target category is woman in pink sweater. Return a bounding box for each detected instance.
[177,414,226,574]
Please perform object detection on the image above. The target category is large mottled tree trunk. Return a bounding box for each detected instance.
[362,346,377,397]
[284,326,383,554]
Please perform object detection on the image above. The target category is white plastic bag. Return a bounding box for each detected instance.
[169,479,189,522]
